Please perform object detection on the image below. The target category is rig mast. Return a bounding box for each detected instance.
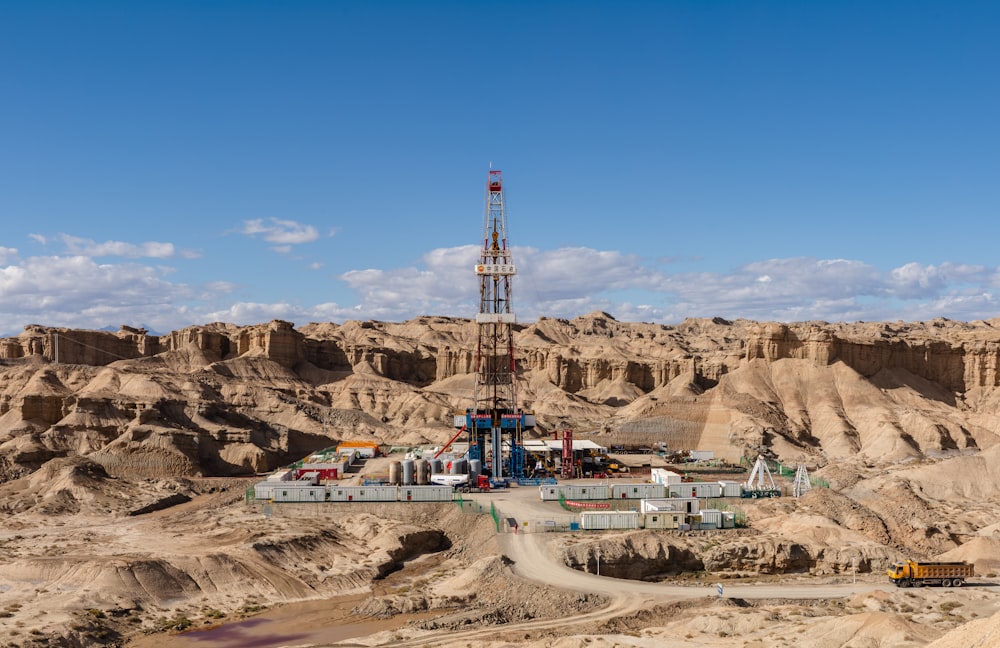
[460,170,534,479]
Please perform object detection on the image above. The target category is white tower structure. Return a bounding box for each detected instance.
[793,464,812,498]
[745,454,780,497]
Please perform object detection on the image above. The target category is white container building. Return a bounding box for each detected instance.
[639,497,701,515]
[611,483,667,500]
[539,484,610,501]
[580,510,640,530]
[643,511,685,529]
[689,450,715,461]
[327,485,399,502]
[253,482,278,500]
[399,485,453,502]
[270,485,326,502]
[669,481,723,499]
[650,468,683,486]
[297,472,319,485]
[265,469,295,482]
[719,480,743,497]
[699,509,723,529]
[255,480,322,500]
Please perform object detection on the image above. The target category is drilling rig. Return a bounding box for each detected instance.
[454,170,535,479]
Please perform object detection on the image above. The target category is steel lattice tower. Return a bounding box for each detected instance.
[463,169,533,479]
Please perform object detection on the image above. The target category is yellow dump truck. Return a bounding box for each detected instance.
[887,560,973,588]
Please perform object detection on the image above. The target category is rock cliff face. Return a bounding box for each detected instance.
[745,320,1000,392]
[2,313,1000,478]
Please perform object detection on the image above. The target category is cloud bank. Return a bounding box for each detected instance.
[1,235,998,335]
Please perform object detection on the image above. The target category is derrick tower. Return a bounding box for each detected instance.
[462,169,534,479]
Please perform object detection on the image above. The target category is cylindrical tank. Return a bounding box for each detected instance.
[431,458,444,475]
[469,458,482,480]
[454,458,467,476]
[401,459,415,485]
[388,461,401,485]
[416,459,429,485]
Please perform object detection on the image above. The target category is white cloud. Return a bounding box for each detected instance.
[331,249,1000,324]
[240,218,320,246]
[0,255,207,334]
[887,262,988,299]
[4,239,1000,336]
[336,245,660,321]
[59,234,177,259]
[200,302,309,326]
[28,234,46,245]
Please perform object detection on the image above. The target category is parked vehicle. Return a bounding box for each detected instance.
[888,560,973,587]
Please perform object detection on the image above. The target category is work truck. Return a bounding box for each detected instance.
[430,473,509,493]
[887,560,973,587]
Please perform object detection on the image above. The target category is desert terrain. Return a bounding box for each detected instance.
[2,313,1000,647]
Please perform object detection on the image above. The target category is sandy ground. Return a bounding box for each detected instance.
[117,483,1000,648]
[3,457,1000,647]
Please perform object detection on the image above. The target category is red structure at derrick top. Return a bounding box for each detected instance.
[488,170,502,192]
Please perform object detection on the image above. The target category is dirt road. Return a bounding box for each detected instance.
[499,530,890,600]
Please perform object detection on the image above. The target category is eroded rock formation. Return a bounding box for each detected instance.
[3,313,1000,478]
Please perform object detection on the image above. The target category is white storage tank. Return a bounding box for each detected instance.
[669,481,723,499]
[650,468,683,486]
[401,459,415,485]
[718,480,743,497]
[611,483,666,500]
[580,510,639,530]
[400,485,453,502]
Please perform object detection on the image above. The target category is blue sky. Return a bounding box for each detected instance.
[1,1,998,335]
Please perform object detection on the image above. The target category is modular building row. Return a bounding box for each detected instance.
[579,508,736,531]
[541,480,746,502]
[540,483,667,501]
[253,482,454,503]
